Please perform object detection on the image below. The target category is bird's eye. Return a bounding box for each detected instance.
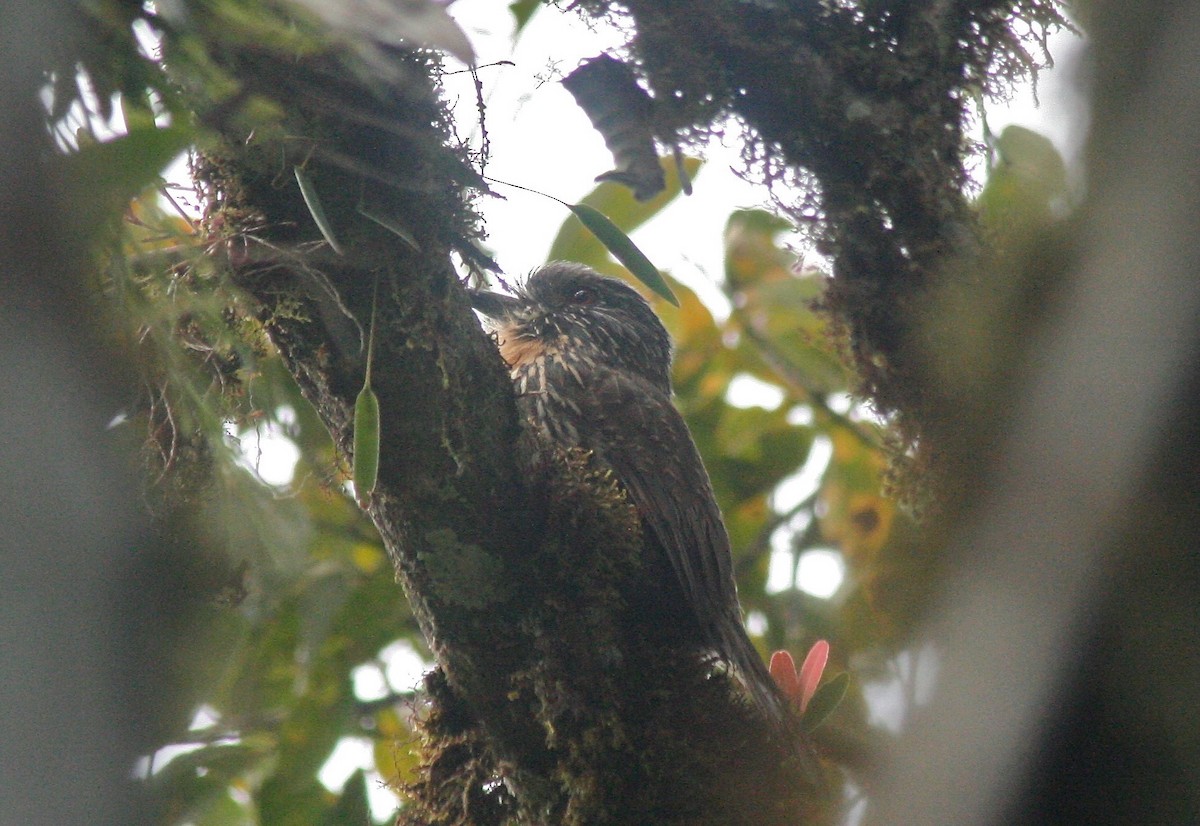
[571,288,597,305]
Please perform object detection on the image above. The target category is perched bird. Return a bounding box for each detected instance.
[469,262,789,732]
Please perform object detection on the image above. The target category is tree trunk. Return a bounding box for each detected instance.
[188,32,826,826]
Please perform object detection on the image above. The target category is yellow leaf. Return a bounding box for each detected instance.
[373,709,420,787]
[351,542,385,574]
[819,486,896,563]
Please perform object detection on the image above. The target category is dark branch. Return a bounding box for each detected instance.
[572,0,1065,472]
[183,27,827,826]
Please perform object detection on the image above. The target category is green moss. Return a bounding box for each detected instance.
[419,527,510,609]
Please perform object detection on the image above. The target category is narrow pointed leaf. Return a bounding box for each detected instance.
[549,155,701,270]
[294,166,344,255]
[353,384,380,506]
[566,202,678,305]
[801,671,849,732]
[357,203,421,250]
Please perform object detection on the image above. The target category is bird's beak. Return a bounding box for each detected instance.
[468,288,526,321]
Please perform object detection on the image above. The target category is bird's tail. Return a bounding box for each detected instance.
[719,613,794,738]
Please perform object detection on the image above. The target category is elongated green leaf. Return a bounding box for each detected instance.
[549,155,702,267]
[353,384,380,506]
[566,203,678,306]
[294,166,344,255]
[357,203,421,250]
[801,671,849,732]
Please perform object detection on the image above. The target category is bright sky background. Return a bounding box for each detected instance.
[160,5,1088,820]
[442,1,1087,310]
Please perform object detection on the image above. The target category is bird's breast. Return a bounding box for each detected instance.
[511,350,592,447]
[497,331,547,370]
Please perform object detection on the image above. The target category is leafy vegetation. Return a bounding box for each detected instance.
[31,0,1085,823]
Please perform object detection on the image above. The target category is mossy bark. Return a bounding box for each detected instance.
[186,30,828,826]
[571,0,1066,502]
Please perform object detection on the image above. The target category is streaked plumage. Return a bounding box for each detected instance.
[470,262,788,731]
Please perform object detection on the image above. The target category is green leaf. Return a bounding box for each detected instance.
[991,125,1068,196]
[294,166,344,255]
[801,671,849,731]
[549,155,702,269]
[509,0,542,36]
[119,90,159,133]
[259,773,331,826]
[353,384,380,506]
[322,769,372,826]
[723,208,795,290]
[565,203,678,306]
[705,405,813,502]
[357,203,421,250]
[978,125,1070,240]
[374,711,422,789]
[738,280,851,395]
[713,405,780,461]
[335,572,419,661]
[150,740,268,789]
[64,124,192,210]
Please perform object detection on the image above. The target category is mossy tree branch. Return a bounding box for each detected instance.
[572,0,1065,474]
[177,0,1067,816]
[183,24,826,826]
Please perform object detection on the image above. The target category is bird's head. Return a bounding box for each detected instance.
[469,262,673,394]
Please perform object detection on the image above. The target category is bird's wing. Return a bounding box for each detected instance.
[567,366,789,727]
[579,367,736,635]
